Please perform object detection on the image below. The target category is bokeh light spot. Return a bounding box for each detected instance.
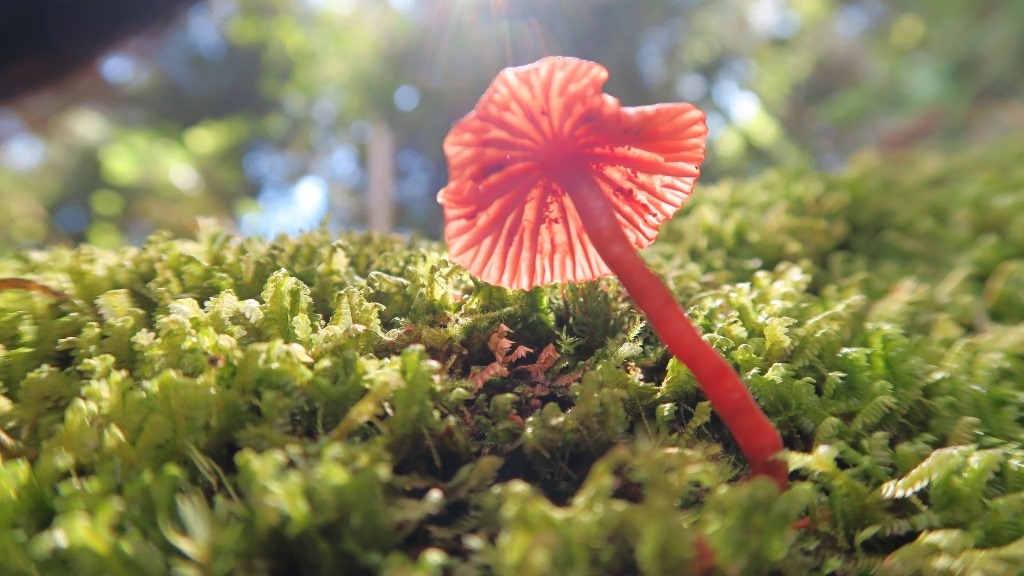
[713,79,762,124]
[99,53,140,85]
[889,13,926,51]
[187,3,228,61]
[168,164,204,195]
[350,120,373,143]
[743,109,782,148]
[90,189,126,217]
[1,132,47,172]
[393,84,421,112]
[833,4,871,38]
[243,146,293,184]
[54,204,90,235]
[234,197,260,218]
[675,72,709,101]
[63,108,112,146]
[746,0,801,39]
[86,221,124,248]
[329,144,362,187]
[183,125,220,155]
[714,127,747,161]
[311,98,339,125]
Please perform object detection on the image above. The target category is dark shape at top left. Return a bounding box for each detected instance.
[0,0,200,102]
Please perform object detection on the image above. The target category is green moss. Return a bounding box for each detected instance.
[3,135,1024,574]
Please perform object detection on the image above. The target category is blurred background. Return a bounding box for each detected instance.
[1,0,1022,251]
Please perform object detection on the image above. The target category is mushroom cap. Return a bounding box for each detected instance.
[438,56,707,290]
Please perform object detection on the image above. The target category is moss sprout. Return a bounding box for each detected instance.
[2,135,1024,574]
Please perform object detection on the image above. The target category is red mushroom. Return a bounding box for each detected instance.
[438,56,786,490]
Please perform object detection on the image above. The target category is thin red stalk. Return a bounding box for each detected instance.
[559,171,788,490]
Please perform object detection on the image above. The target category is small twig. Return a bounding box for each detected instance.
[0,277,70,301]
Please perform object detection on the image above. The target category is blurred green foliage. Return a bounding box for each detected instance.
[3,132,1024,574]
[1,0,1022,251]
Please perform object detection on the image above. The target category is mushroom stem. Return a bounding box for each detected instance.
[560,170,788,490]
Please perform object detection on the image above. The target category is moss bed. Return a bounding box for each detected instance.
[2,136,1024,575]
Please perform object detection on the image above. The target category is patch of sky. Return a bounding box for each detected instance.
[241,175,329,237]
